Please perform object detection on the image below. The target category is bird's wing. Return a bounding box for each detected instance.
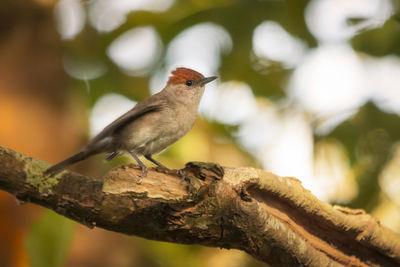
[87,96,167,147]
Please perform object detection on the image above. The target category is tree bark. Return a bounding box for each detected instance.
[0,145,399,266]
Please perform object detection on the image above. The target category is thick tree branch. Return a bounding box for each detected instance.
[0,146,399,266]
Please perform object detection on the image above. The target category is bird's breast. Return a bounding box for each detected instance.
[118,104,197,155]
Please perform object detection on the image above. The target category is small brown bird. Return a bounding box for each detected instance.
[45,67,217,182]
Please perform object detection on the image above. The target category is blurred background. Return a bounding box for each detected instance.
[1,0,400,266]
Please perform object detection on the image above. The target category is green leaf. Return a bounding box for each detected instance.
[25,210,75,267]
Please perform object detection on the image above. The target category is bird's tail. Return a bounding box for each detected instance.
[44,150,90,176]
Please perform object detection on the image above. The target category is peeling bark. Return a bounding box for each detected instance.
[0,145,399,266]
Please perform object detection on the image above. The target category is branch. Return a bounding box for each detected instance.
[0,146,399,266]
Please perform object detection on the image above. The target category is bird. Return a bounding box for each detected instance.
[44,67,217,182]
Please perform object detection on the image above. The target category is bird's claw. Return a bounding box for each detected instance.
[137,166,148,184]
[172,169,188,181]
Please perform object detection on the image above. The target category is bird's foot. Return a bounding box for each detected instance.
[172,169,187,181]
[129,151,148,184]
[153,166,187,180]
[137,166,148,184]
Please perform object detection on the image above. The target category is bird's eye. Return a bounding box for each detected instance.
[185,80,193,86]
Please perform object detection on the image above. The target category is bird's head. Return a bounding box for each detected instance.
[167,67,217,88]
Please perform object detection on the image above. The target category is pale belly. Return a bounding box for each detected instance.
[133,132,184,155]
[112,112,194,156]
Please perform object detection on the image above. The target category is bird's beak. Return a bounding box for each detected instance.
[199,76,217,86]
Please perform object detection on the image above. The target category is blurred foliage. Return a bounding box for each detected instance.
[67,0,315,101]
[1,0,400,266]
[331,103,399,210]
[137,240,265,267]
[26,210,75,267]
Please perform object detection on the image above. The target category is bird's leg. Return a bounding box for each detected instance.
[129,151,147,183]
[105,151,119,161]
[145,155,186,179]
[145,155,169,170]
